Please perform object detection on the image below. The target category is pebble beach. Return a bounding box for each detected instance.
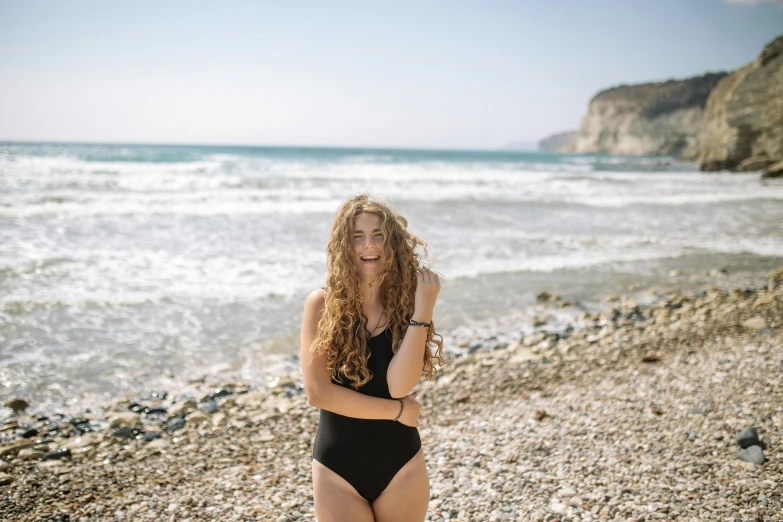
[2,269,782,522]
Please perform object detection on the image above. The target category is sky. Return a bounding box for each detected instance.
[0,0,782,150]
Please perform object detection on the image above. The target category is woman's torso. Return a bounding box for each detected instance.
[313,324,420,453]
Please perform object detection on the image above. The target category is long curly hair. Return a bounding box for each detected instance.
[311,194,445,390]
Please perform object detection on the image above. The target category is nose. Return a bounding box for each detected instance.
[363,235,379,249]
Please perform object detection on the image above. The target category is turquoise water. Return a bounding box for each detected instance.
[2,142,782,411]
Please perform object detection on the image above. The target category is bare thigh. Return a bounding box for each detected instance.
[312,459,375,522]
[372,448,430,522]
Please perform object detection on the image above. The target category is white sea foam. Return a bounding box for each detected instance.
[2,143,782,410]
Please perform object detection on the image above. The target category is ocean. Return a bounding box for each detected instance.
[2,142,782,413]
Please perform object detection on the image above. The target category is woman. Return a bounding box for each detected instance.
[300,194,444,521]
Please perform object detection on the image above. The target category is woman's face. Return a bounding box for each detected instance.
[353,212,384,280]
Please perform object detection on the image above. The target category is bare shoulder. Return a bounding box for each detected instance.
[302,288,327,325]
[304,287,327,310]
[299,288,326,354]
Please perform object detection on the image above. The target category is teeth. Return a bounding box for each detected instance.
[361,256,379,261]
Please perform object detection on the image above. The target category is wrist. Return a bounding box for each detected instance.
[387,399,400,420]
[411,310,432,323]
[392,398,404,422]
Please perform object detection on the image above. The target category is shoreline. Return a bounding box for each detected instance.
[3,259,778,424]
[1,266,772,435]
[2,268,782,521]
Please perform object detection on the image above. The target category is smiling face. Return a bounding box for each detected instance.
[353,212,385,281]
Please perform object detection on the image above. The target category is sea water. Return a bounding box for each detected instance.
[2,142,782,411]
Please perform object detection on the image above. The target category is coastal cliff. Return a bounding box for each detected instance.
[538,131,578,153]
[699,35,783,173]
[562,34,783,174]
[571,73,726,159]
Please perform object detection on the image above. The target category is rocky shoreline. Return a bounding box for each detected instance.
[2,269,782,522]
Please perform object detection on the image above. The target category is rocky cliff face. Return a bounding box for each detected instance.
[699,35,783,172]
[538,131,578,152]
[572,73,727,159]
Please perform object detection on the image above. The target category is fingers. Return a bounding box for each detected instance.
[415,266,440,285]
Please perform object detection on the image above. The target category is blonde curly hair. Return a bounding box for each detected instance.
[311,194,445,390]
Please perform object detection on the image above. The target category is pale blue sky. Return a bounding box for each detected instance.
[1,0,781,149]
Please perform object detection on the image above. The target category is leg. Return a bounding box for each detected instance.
[372,448,430,522]
[312,459,375,522]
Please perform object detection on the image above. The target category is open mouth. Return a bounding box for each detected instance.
[360,255,380,265]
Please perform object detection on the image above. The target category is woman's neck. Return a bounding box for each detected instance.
[360,280,382,307]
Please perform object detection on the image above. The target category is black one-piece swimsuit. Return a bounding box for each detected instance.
[312,325,422,503]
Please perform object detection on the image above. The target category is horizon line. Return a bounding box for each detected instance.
[0,138,541,154]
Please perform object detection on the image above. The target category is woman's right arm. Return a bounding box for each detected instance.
[300,288,420,425]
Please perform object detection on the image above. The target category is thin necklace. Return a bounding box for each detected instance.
[369,309,386,337]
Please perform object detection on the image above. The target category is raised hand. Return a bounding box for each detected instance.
[413,267,440,322]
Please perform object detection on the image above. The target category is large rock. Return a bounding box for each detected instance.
[700,35,783,171]
[736,157,774,172]
[762,160,783,179]
[572,73,726,159]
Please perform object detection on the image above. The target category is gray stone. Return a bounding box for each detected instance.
[42,448,71,461]
[737,427,760,449]
[143,431,162,442]
[166,416,186,432]
[737,445,766,465]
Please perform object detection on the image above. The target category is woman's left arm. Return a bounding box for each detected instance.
[387,267,440,398]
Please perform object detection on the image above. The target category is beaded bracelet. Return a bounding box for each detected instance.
[393,398,404,422]
[408,319,431,327]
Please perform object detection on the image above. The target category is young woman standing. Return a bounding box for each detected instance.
[300,194,443,521]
